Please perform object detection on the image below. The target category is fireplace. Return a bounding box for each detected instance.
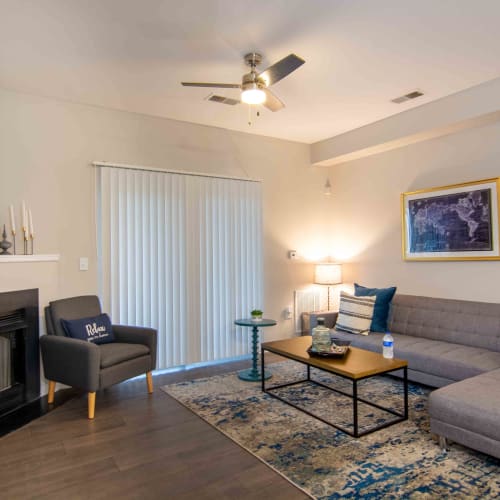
[0,289,39,417]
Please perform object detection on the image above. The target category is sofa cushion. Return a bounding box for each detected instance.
[334,292,375,336]
[329,330,500,382]
[388,294,500,352]
[99,342,150,368]
[61,313,114,345]
[394,336,500,381]
[429,368,500,442]
[354,283,397,332]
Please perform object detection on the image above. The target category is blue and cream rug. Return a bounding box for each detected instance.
[162,361,500,499]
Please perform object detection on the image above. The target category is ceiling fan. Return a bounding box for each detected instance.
[181,52,305,112]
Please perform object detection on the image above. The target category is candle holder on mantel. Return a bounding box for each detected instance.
[11,229,16,255]
[0,225,13,255]
[22,227,29,255]
[30,234,34,255]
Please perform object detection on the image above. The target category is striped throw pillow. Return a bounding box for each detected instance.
[335,291,376,336]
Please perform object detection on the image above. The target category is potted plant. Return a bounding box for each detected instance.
[251,309,263,321]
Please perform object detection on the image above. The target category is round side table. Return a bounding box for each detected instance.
[234,318,276,381]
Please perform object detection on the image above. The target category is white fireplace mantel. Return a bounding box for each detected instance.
[0,254,60,263]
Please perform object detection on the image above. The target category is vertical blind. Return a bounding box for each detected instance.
[96,165,263,369]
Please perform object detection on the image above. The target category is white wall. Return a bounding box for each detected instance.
[0,87,331,344]
[327,119,500,302]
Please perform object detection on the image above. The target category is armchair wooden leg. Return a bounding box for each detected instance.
[48,381,56,404]
[146,371,153,394]
[88,392,96,419]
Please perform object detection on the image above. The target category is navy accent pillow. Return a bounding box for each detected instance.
[61,313,114,344]
[354,283,397,333]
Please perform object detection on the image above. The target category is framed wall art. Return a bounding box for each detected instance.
[401,178,500,261]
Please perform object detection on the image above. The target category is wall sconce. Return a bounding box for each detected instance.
[314,262,342,310]
[324,178,332,196]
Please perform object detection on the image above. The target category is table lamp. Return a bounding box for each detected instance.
[314,263,342,311]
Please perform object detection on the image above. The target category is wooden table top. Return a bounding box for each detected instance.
[262,336,407,380]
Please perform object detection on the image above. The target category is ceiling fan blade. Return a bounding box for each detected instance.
[262,88,284,112]
[207,95,240,106]
[258,54,305,86]
[181,82,241,89]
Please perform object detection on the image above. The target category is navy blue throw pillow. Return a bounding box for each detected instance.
[354,283,397,333]
[61,313,114,344]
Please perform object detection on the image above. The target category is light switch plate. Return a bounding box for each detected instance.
[79,257,89,271]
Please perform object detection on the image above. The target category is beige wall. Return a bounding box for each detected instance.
[327,119,500,302]
[0,87,332,343]
[2,82,498,354]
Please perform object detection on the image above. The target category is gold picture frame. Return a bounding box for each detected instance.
[401,178,500,261]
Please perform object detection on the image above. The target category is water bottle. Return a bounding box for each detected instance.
[383,332,394,359]
[312,317,331,352]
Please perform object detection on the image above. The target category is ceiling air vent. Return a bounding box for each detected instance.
[391,90,424,104]
[207,94,240,105]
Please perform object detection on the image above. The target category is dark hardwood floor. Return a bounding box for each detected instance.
[0,357,308,500]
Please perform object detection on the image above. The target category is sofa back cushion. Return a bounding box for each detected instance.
[388,294,500,352]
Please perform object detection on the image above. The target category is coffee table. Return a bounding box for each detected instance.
[261,336,408,437]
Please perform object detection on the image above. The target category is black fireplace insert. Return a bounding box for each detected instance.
[0,289,40,418]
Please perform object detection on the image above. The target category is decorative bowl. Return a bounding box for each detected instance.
[330,338,352,347]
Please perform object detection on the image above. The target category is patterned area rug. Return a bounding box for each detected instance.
[162,361,500,499]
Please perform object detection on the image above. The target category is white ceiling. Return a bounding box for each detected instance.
[1,0,499,144]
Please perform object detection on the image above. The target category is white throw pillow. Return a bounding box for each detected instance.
[335,291,376,336]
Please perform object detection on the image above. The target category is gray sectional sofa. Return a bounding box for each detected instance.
[303,294,500,459]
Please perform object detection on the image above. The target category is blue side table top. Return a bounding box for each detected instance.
[235,318,277,327]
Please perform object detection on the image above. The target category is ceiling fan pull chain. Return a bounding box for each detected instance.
[248,104,252,126]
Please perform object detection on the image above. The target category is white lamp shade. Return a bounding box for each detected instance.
[314,263,342,285]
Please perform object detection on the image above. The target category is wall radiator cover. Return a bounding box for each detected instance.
[293,289,322,334]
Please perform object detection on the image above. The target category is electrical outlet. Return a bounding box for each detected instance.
[79,257,89,271]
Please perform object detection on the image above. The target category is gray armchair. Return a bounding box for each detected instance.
[40,295,157,419]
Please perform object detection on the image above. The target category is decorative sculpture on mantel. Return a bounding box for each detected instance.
[0,224,12,255]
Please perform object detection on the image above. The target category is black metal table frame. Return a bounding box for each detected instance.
[261,347,408,438]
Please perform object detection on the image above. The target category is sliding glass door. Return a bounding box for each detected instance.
[96,165,262,369]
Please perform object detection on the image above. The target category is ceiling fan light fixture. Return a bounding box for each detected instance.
[241,83,266,105]
[181,52,304,113]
